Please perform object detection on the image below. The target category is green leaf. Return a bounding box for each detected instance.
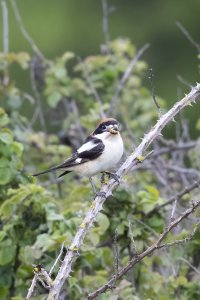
[88,232,100,246]
[96,213,110,234]
[0,158,13,185]
[34,233,55,251]
[0,239,16,265]
[0,129,13,144]
[22,245,43,264]
[11,297,24,300]
[0,286,8,300]
[0,108,9,127]
[47,91,62,108]
[54,66,67,80]
[0,231,6,242]
[146,185,160,198]
[61,51,75,63]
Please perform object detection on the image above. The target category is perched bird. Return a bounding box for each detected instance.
[33,118,123,193]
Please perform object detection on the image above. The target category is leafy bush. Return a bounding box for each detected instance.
[0,35,200,300]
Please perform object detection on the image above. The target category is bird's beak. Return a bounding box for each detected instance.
[108,124,119,134]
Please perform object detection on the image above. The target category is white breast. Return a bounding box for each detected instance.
[73,132,124,176]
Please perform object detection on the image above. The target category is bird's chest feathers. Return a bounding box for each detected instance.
[99,133,123,167]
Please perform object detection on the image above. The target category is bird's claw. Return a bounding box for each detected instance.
[94,191,106,198]
[105,172,120,183]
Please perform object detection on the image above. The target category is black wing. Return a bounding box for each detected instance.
[33,137,104,177]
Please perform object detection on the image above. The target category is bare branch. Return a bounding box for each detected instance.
[25,266,53,299]
[30,61,47,132]
[177,74,193,89]
[128,215,137,257]
[179,257,200,275]
[157,220,200,250]
[10,0,48,62]
[26,274,38,300]
[148,68,161,115]
[78,57,106,118]
[113,230,119,274]
[49,243,65,276]
[46,83,200,300]
[150,141,197,158]
[108,43,150,114]
[1,0,9,54]
[1,0,9,85]
[176,21,200,53]
[147,177,200,216]
[87,200,200,299]
[101,0,111,53]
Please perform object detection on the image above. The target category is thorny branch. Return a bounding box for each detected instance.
[43,84,200,300]
[87,200,200,299]
[26,267,52,300]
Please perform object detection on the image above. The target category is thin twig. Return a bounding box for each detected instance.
[179,257,200,275]
[1,0,9,54]
[177,74,193,89]
[132,215,158,237]
[147,177,200,216]
[101,0,111,53]
[49,243,65,276]
[37,276,50,290]
[30,61,47,132]
[108,43,150,114]
[87,200,200,299]
[150,141,197,158]
[169,198,178,223]
[46,83,200,300]
[78,57,106,118]
[157,220,200,250]
[26,274,38,300]
[25,267,53,299]
[113,230,119,274]
[148,68,161,115]
[1,0,9,85]
[41,268,53,288]
[176,21,200,53]
[10,0,48,62]
[128,215,137,257]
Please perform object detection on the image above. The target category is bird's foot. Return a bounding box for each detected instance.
[94,191,106,198]
[104,172,120,183]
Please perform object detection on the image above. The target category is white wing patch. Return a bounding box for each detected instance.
[75,158,82,163]
[77,141,95,154]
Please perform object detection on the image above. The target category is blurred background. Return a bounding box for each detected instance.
[1,0,200,135]
[1,2,200,299]
[1,0,199,98]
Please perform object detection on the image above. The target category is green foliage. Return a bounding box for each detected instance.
[0,37,199,300]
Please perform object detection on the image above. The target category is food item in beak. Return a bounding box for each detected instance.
[109,127,119,134]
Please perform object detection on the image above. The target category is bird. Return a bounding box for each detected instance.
[33,118,124,195]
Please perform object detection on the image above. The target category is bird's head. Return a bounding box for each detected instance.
[93,118,120,136]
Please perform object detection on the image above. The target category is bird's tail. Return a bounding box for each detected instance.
[32,165,63,177]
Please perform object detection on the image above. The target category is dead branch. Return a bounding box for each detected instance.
[108,43,150,114]
[176,21,200,53]
[87,200,200,299]
[1,0,9,85]
[10,0,48,62]
[45,83,200,300]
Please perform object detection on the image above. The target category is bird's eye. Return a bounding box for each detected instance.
[101,124,106,130]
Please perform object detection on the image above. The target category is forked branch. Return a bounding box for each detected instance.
[87,200,200,299]
[44,84,200,300]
